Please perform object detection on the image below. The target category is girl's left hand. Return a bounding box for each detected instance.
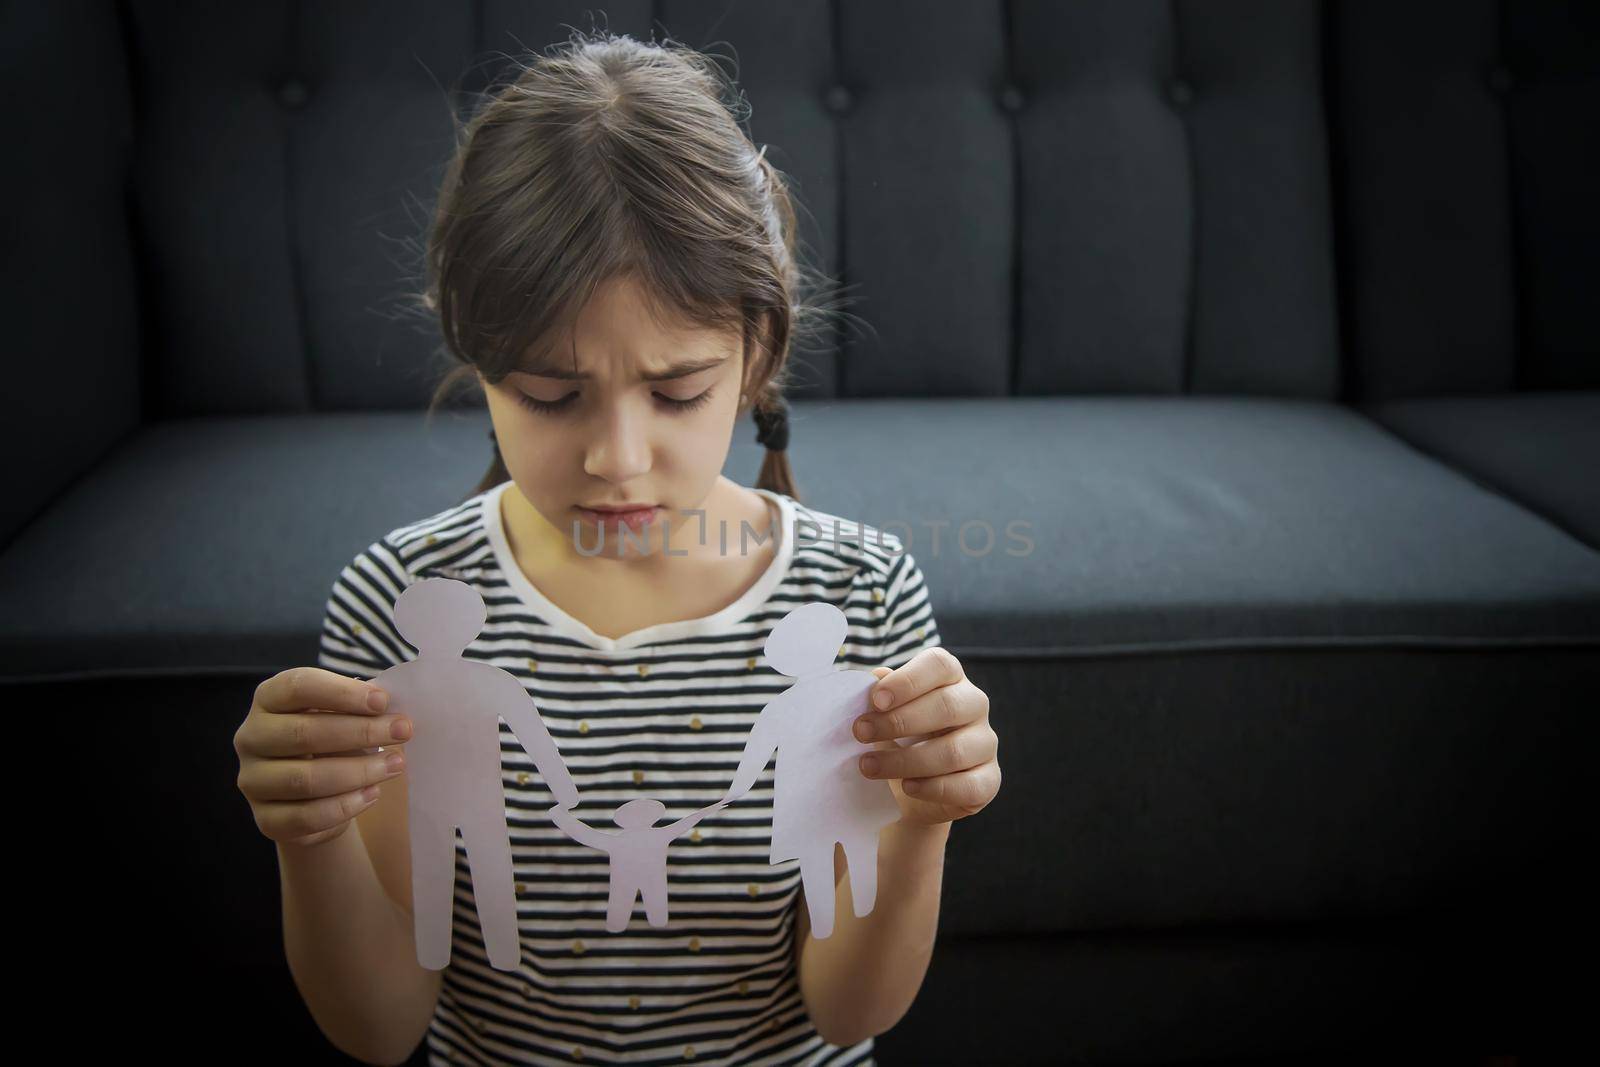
[855,648,1000,826]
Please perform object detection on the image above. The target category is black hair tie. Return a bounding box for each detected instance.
[753,399,790,452]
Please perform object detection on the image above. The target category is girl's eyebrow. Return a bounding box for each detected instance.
[517,354,730,383]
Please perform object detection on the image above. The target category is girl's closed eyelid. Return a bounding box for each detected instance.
[514,391,577,414]
[513,387,715,416]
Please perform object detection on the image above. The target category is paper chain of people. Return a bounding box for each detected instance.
[375,578,908,971]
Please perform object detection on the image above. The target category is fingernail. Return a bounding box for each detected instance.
[860,755,879,777]
[854,718,876,742]
[367,688,388,712]
[873,690,893,711]
[391,717,412,740]
[385,750,405,773]
[903,779,921,795]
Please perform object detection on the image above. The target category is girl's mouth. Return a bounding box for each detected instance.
[574,505,663,532]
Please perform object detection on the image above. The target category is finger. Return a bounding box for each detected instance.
[316,736,413,759]
[256,666,390,717]
[250,710,413,758]
[860,721,995,781]
[901,761,1001,811]
[869,647,962,713]
[239,749,405,802]
[854,678,986,743]
[253,785,385,842]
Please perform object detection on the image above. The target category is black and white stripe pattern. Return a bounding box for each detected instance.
[317,481,942,1065]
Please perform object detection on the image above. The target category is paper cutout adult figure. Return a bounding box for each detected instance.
[375,577,578,971]
[549,798,728,931]
[719,602,903,939]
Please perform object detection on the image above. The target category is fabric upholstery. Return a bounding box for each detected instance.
[1364,391,1600,549]
[4,399,1596,681]
[1332,0,1600,400]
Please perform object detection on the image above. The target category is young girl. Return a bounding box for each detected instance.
[234,30,1000,1066]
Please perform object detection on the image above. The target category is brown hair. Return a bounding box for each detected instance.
[416,28,841,505]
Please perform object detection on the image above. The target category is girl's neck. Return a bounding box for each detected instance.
[501,476,777,579]
[499,477,783,642]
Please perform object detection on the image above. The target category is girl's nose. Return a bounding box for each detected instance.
[583,403,653,482]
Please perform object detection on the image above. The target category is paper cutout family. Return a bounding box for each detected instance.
[371,577,911,971]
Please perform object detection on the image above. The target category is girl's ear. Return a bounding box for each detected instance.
[738,311,775,408]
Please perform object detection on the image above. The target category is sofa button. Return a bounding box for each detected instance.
[1166,79,1194,107]
[1487,64,1514,95]
[824,84,855,116]
[998,84,1026,114]
[277,77,311,109]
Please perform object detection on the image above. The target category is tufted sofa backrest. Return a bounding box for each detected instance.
[118,0,1348,415]
[51,0,1595,422]
[1332,0,1600,401]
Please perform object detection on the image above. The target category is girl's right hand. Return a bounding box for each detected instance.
[234,667,413,849]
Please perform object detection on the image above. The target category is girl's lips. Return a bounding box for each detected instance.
[575,505,662,532]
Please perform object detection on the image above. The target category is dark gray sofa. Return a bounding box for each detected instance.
[4,1,1596,1062]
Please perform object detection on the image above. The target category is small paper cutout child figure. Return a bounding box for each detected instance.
[549,798,727,931]
[719,602,903,939]
[375,577,578,971]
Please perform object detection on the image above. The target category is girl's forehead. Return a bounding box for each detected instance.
[518,322,743,380]
[508,271,746,378]
[585,272,728,332]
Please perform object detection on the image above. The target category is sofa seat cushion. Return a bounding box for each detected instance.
[0,412,487,680]
[782,397,1600,658]
[1362,390,1600,550]
[3,398,1600,680]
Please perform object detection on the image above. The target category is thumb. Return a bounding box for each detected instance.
[871,666,892,680]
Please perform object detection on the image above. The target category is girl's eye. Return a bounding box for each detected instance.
[513,391,577,415]
[513,388,715,415]
[660,388,715,413]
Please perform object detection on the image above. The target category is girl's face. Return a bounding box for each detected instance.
[481,273,751,561]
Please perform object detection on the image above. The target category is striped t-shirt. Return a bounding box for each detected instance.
[316,478,942,1066]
